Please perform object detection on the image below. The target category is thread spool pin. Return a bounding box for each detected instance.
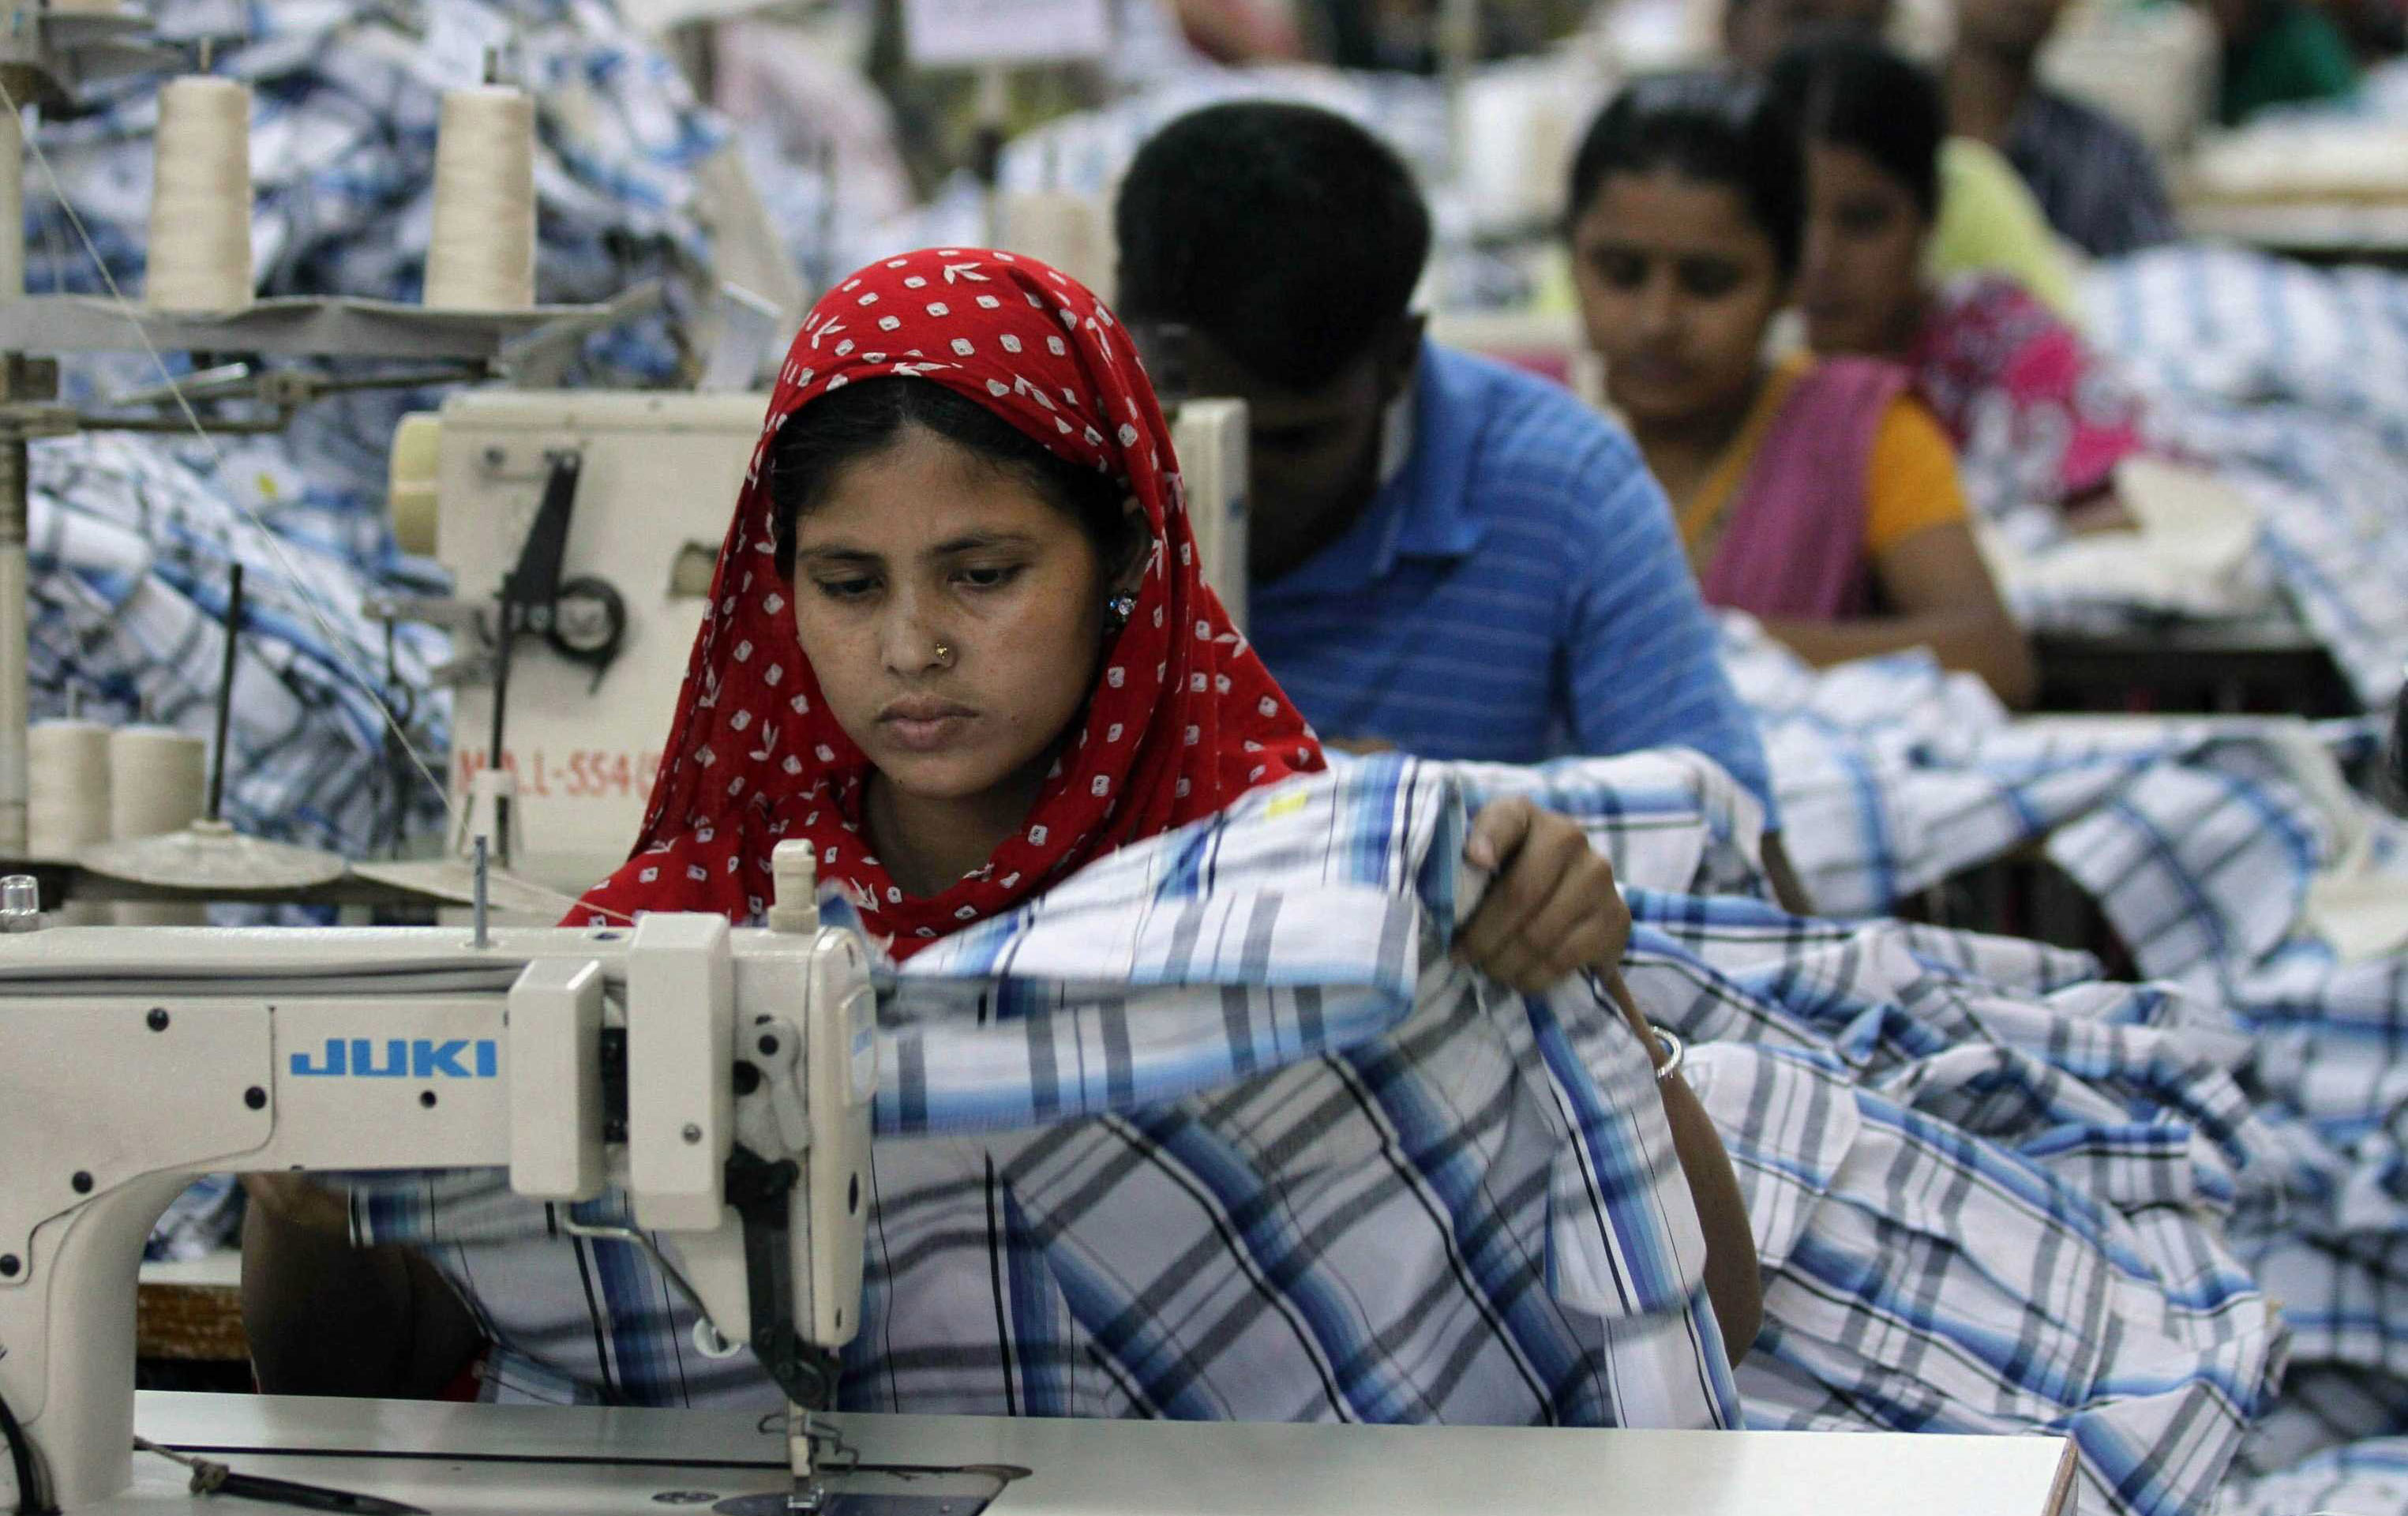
[471,835,490,949]
[767,839,820,935]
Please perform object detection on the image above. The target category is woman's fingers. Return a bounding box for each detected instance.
[1457,805,1575,966]
[1457,806,1629,991]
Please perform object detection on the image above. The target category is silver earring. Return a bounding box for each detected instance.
[1105,593,1137,632]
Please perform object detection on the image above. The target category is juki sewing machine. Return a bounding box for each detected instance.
[0,844,877,1515]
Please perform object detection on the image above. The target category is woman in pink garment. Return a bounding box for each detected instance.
[1566,71,2035,707]
[1765,33,2153,531]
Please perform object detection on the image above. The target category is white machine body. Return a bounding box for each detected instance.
[422,392,1247,895]
[428,389,764,896]
[1168,398,1247,636]
[0,870,876,1514]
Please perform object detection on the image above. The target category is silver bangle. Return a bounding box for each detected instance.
[1647,1023,1685,1082]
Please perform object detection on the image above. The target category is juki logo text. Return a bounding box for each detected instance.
[290,1038,500,1079]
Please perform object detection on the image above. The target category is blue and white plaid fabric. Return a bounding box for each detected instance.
[2089,246,2408,457]
[347,753,2301,1514]
[1721,620,2408,1503]
[1719,620,2376,920]
[22,0,723,855]
[2226,1436,2408,1516]
[1491,731,2301,1512]
[1630,917,2283,1516]
[352,758,1740,1429]
[2072,246,2408,707]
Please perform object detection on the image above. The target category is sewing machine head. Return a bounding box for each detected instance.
[0,844,874,1514]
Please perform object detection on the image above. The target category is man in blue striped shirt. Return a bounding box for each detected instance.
[1114,102,1797,895]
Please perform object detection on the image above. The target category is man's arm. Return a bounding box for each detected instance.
[1561,460,1802,906]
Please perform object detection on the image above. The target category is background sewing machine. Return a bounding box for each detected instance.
[0,871,2080,1516]
[389,391,1249,899]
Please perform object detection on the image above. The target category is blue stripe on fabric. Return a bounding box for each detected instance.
[1337,1034,1582,1420]
[1125,1106,1401,1420]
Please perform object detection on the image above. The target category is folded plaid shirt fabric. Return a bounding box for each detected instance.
[1936,246,2408,698]
[1609,875,2286,1516]
[2072,246,2408,705]
[2089,246,2408,459]
[1726,621,2408,1500]
[353,758,1739,1428]
[1721,620,2379,920]
[2136,391,2408,711]
[2225,1431,2408,1515]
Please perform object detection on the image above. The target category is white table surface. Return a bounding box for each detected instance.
[136,1251,242,1290]
[98,1391,2078,1516]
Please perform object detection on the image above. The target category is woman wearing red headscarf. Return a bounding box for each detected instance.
[576,247,1638,985]
[244,249,1757,1411]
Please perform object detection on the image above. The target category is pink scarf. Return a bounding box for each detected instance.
[1697,357,1907,622]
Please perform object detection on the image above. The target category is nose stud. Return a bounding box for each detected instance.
[933,640,955,668]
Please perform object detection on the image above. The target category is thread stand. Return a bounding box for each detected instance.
[0,2,655,891]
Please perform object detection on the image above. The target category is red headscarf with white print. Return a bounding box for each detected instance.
[571,249,1323,957]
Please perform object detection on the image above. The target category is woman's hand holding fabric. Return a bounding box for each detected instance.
[1453,797,1630,994]
[1453,797,1758,1355]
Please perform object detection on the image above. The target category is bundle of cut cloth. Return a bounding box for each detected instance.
[1730,616,2408,1509]
[1965,244,2408,709]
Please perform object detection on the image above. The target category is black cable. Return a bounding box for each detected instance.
[488,600,516,773]
[205,561,246,824]
[486,602,519,872]
[0,1377,56,1516]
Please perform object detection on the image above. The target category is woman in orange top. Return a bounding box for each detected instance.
[1566,73,2035,708]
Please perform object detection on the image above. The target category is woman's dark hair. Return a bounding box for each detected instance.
[1566,72,1807,276]
[1765,32,1946,220]
[769,379,1134,581]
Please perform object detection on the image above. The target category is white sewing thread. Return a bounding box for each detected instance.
[107,725,206,925]
[424,85,537,310]
[28,719,109,923]
[145,77,253,311]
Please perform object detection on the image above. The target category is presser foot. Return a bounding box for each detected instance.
[707,1461,1022,1516]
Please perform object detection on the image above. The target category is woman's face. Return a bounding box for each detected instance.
[788,426,1118,807]
[1572,169,1789,432]
[1797,141,1930,357]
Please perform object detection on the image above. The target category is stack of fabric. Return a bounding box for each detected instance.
[1720,614,2408,1509]
[2057,245,2408,706]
